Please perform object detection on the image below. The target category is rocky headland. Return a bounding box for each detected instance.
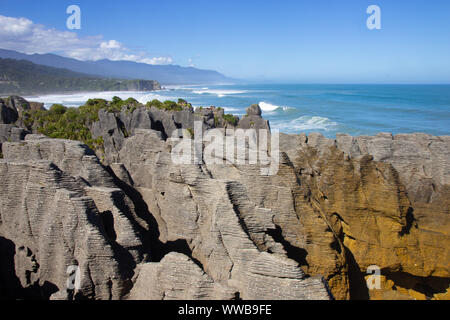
[0,96,448,300]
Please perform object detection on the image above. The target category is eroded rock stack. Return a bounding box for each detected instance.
[0,97,448,300]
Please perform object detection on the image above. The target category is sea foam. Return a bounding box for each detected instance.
[192,89,247,97]
[259,101,293,112]
[272,116,338,132]
[24,91,176,109]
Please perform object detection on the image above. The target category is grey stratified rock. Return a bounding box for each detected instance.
[336,132,450,203]
[117,129,331,300]
[195,107,222,127]
[129,252,235,300]
[3,137,116,188]
[0,98,19,124]
[91,105,237,165]
[2,96,448,301]
[247,104,262,116]
[237,104,270,131]
[91,109,127,164]
[0,138,149,300]
[110,163,134,186]
[1,96,45,125]
[0,160,127,299]
[0,125,28,145]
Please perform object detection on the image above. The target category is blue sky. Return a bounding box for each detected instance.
[0,0,449,83]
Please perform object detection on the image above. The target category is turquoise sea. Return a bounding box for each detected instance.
[26,84,450,138]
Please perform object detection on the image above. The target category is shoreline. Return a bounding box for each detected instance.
[16,90,450,139]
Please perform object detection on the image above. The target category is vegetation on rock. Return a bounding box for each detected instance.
[223,113,239,126]
[19,98,137,151]
[145,99,189,111]
[18,97,234,153]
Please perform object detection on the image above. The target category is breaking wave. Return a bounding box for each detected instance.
[24,91,175,109]
[259,101,293,112]
[272,116,339,132]
[192,89,247,97]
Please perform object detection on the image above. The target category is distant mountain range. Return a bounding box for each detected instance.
[0,58,161,95]
[0,49,232,85]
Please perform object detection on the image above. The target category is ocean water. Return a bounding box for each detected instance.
[25,84,450,138]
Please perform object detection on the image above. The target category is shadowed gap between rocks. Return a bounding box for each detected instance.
[266,225,309,267]
[0,236,58,300]
[344,245,370,300]
[100,210,117,241]
[381,269,450,299]
[104,165,207,274]
[152,120,167,140]
[398,207,417,237]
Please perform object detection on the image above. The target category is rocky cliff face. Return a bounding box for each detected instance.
[279,132,450,299]
[0,97,448,300]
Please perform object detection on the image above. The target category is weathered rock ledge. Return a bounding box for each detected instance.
[0,97,448,300]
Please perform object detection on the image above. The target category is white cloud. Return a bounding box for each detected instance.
[100,40,122,50]
[0,16,33,38]
[0,15,172,65]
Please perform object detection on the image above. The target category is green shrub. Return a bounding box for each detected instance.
[123,97,139,106]
[24,101,105,152]
[86,98,108,107]
[163,100,181,111]
[146,99,164,109]
[146,99,183,111]
[108,97,140,114]
[112,96,122,105]
[49,104,67,115]
[223,114,238,126]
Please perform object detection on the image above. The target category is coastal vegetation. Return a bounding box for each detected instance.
[22,102,105,151]
[223,114,239,126]
[18,97,238,152]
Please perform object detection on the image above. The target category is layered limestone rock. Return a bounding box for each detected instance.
[91,105,227,164]
[0,98,19,124]
[118,129,330,300]
[0,96,45,126]
[0,100,331,300]
[0,137,149,299]
[89,103,270,166]
[0,125,28,146]
[129,252,236,300]
[279,132,450,300]
[118,125,448,300]
[237,104,270,131]
[333,133,450,299]
[0,97,448,300]
[0,96,40,151]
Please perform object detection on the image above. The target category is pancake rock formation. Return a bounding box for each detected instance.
[0,97,448,300]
